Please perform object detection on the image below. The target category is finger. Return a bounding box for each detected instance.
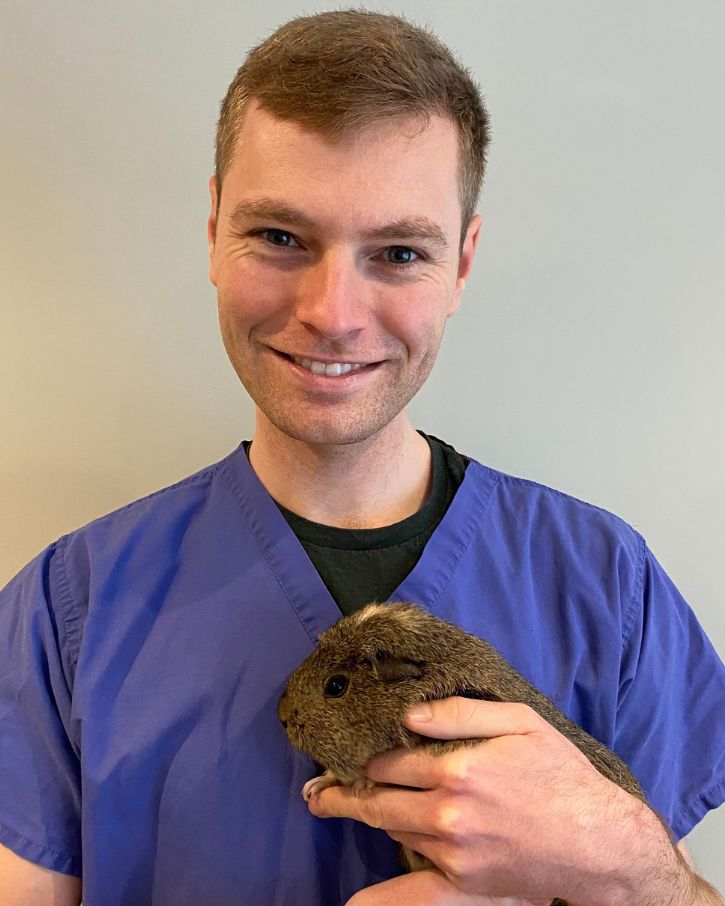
[345,870,550,905]
[404,698,541,740]
[384,828,441,861]
[365,746,446,789]
[307,781,438,834]
[349,856,553,906]
[343,868,475,905]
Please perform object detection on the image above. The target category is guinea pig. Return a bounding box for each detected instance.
[278,601,646,905]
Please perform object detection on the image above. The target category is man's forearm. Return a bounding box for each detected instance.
[690,876,725,906]
[584,799,723,906]
[672,859,723,906]
[613,819,723,906]
[676,842,724,906]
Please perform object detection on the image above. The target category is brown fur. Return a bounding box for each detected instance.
[278,602,646,906]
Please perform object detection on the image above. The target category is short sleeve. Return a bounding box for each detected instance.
[0,543,82,875]
[615,542,725,840]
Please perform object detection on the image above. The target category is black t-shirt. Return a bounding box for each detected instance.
[248,434,467,615]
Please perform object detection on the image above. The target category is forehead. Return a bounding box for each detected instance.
[221,101,462,233]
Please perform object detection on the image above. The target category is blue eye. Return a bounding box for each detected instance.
[386,246,418,266]
[263,229,296,247]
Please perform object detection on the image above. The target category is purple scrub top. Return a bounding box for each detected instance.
[1,442,723,905]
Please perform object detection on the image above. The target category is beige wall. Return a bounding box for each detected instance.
[2,0,723,883]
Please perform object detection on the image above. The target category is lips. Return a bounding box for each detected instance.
[271,347,379,378]
[291,356,366,377]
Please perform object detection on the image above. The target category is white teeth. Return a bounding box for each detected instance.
[292,356,365,376]
[325,363,351,376]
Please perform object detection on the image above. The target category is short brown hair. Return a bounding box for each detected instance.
[214,10,491,232]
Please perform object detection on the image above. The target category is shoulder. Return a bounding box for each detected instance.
[4,447,244,654]
[57,446,241,565]
[461,457,647,621]
[467,456,644,554]
[75,452,227,535]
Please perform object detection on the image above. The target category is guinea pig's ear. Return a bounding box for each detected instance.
[366,651,424,684]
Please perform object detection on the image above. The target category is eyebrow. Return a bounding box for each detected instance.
[228,198,449,251]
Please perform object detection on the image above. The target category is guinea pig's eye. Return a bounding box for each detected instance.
[323,674,349,698]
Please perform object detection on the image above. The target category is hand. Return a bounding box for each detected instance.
[344,868,550,905]
[309,698,676,905]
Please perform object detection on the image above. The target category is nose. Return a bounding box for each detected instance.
[294,249,370,340]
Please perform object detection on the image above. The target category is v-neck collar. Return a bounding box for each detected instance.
[219,442,500,641]
[393,455,499,610]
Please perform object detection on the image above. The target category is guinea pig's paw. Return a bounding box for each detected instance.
[302,769,340,801]
[351,777,376,797]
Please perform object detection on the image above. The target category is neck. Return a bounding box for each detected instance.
[248,412,432,528]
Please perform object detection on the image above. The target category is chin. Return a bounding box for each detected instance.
[270,419,384,448]
[262,405,405,448]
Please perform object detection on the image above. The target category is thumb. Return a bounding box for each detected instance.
[404,697,539,740]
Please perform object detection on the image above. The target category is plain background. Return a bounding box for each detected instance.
[2,0,723,888]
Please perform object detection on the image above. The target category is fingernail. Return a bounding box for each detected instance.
[407,703,432,722]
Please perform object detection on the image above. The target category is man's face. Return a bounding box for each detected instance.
[208,101,480,447]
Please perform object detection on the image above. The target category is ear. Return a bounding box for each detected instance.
[369,651,424,684]
[448,213,482,317]
[207,175,219,287]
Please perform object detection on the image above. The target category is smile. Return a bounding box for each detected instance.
[291,356,367,377]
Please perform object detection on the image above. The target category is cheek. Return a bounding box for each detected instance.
[378,287,451,357]
[216,261,292,330]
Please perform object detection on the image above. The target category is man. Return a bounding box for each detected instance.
[0,10,723,905]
